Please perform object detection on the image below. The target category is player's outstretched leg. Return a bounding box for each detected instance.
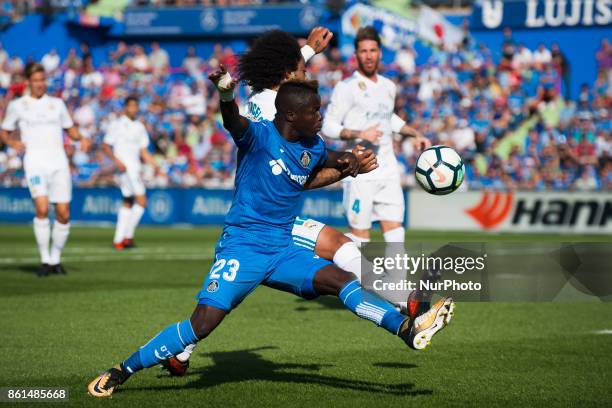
[312,265,454,350]
[312,225,426,320]
[87,305,226,398]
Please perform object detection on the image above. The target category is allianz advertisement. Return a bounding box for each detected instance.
[0,188,345,226]
[410,191,612,234]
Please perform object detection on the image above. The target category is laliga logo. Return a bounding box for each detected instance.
[465,192,514,229]
[200,9,219,31]
[148,191,173,223]
[299,6,318,29]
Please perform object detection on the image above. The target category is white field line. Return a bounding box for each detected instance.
[593,329,612,335]
[0,246,210,254]
[0,253,213,264]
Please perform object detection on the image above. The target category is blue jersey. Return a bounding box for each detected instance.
[224,120,328,244]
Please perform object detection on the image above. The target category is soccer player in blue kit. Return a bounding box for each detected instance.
[87,68,454,398]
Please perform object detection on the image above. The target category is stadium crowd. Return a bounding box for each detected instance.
[0,32,610,191]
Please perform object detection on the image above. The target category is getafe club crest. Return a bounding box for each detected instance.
[207,280,219,293]
[300,151,312,168]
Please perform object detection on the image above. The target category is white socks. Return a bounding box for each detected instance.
[34,218,70,265]
[50,221,70,265]
[33,217,51,264]
[345,232,370,246]
[114,206,132,244]
[176,343,196,362]
[125,204,145,240]
[383,227,405,243]
[333,241,365,281]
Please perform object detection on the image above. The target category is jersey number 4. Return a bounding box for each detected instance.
[209,258,240,282]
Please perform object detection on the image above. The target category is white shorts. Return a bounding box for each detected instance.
[118,172,145,198]
[291,217,326,252]
[25,166,72,203]
[343,179,404,230]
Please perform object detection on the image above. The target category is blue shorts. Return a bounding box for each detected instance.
[196,231,332,311]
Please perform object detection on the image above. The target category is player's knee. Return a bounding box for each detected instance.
[189,304,226,340]
[56,212,70,224]
[35,207,49,219]
[325,227,352,253]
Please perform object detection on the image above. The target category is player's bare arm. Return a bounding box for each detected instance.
[208,65,249,140]
[306,26,333,54]
[398,123,430,149]
[339,123,383,143]
[66,126,90,152]
[305,147,378,189]
[102,143,126,173]
[140,148,159,173]
[0,129,25,153]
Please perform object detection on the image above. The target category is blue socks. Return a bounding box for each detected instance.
[339,280,407,335]
[122,320,198,374]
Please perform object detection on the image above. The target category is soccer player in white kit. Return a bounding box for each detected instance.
[322,26,430,244]
[102,96,158,250]
[0,63,89,276]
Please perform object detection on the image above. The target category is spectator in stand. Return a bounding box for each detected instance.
[41,49,60,73]
[149,41,169,75]
[532,44,552,68]
[182,46,203,83]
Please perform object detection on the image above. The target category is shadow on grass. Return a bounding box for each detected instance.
[131,346,432,397]
[373,362,418,369]
[294,296,345,311]
[0,264,82,274]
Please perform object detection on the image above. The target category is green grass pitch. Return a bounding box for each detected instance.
[0,224,611,407]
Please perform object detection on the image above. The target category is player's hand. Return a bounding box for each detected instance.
[352,145,378,174]
[9,140,25,153]
[336,152,360,178]
[208,64,235,92]
[115,159,127,173]
[307,26,333,54]
[359,123,383,144]
[80,137,91,153]
[413,133,431,151]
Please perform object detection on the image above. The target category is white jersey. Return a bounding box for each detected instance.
[103,115,149,173]
[245,89,277,122]
[1,94,73,170]
[322,71,406,180]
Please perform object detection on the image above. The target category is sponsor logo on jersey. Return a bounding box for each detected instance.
[269,158,309,185]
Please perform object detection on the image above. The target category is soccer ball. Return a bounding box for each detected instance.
[415,145,465,195]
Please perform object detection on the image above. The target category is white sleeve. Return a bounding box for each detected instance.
[1,101,19,131]
[321,81,353,139]
[139,125,150,149]
[103,122,117,146]
[59,101,74,129]
[391,113,406,134]
[301,45,315,64]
